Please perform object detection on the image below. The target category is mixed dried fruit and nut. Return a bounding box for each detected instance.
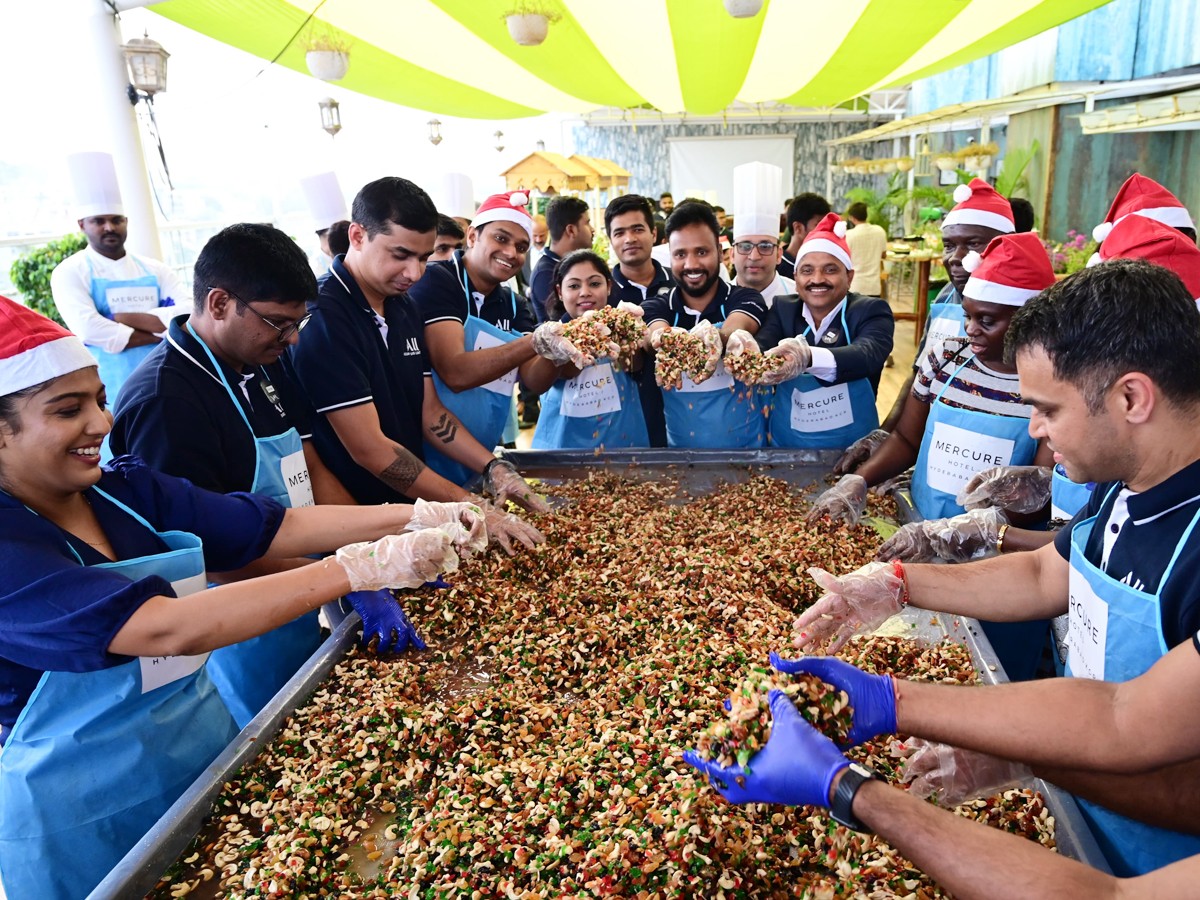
[152,473,1055,899]
[724,349,786,385]
[653,330,712,388]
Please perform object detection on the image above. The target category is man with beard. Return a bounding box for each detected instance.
[51,152,187,407]
[640,201,768,448]
[606,194,675,446]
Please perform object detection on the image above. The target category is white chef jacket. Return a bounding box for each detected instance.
[50,246,187,354]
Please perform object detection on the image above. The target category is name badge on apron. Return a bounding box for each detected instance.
[561,362,622,417]
[280,448,315,508]
[1065,565,1108,681]
[105,284,160,315]
[678,359,734,394]
[791,382,853,433]
[475,330,519,396]
[138,569,210,693]
[925,421,1015,497]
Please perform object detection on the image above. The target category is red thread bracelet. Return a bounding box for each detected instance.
[890,558,909,606]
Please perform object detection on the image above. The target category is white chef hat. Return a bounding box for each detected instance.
[431,173,476,221]
[67,151,124,219]
[733,161,783,240]
[299,171,349,233]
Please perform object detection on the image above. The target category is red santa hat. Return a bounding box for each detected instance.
[470,191,533,241]
[1087,215,1200,301]
[1092,174,1195,243]
[0,296,96,396]
[795,212,853,271]
[943,177,1015,234]
[962,232,1055,307]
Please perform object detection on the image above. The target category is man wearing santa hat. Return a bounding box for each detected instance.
[834,177,1016,476]
[727,212,893,451]
[407,190,561,483]
[286,176,548,551]
[50,151,186,408]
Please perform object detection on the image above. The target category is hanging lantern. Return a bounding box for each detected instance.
[122,31,170,98]
[318,97,342,137]
[914,137,934,177]
[428,119,443,146]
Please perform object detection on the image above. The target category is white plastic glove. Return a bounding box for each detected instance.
[875,521,937,563]
[481,459,551,514]
[926,507,1009,563]
[892,738,1031,807]
[689,320,724,384]
[477,500,546,556]
[833,429,890,476]
[335,529,459,592]
[648,324,686,351]
[724,328,759,359]
[792,561,906,653]
[759,335,813,386]
[532,321,592,368]
[806,474,869,526]
[405,499,488,555]
[615,301,645,318]
[957,465,1053,516]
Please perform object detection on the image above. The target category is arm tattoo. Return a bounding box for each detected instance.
[429,411,459,445]
[379,446,426,493]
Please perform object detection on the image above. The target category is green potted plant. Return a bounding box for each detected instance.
[9,233,86,326]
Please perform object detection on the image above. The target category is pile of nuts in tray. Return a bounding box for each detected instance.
[153,474,1054,899]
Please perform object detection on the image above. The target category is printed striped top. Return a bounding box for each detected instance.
[912,337,1031,418]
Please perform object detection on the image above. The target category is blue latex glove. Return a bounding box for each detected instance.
[346,589,426,654]
[683,690,849,808]
[770,653,896,747]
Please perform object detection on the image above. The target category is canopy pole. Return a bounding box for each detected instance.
[67,0,164,258]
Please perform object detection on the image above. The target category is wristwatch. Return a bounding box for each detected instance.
[830,762,878,833]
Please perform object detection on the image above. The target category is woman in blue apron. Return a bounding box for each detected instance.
[0,297,469,899]
[656,302,765,449]
[758,298,882,449]
[85,254,164,405]
[424,253,522,485]
[530,251,648,449]
[1064,485,1200,875]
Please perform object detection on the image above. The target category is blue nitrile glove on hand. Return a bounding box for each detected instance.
[770,653,897,747]
[683,690,849,808]
[346,589,426,654]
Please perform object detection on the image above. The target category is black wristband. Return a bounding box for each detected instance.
[482,457,510,479]
[829,763,877,833]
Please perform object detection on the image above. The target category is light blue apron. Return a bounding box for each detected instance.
[1051,463,1094,521]
[180,324,323,728]
[1065,487,1200,876]
[85,255,162,407]
[661,301,765,449]
[766,301,878,450]
[912,353,1045,680]
[921,283,965,359]
[424,255,522,485]
[0,490,237,900]
[532,357,648,450]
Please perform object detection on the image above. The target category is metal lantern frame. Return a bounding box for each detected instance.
[318,97,342,136]
[122,31,170,98]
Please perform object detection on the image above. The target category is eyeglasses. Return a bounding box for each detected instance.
[211,286,311,342]
[734,240,779,256]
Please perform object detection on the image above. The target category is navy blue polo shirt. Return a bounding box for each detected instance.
[286,257,430,506]
[1055,457,1200,649]
[528,248,562,323]
[642,280,768,330]
[408,251,537,335]
[611,260,674,306]
[110,316,314,494]
[777,252,796,280]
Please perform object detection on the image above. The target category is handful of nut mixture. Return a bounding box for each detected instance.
[693,667,853,771]
[725,348,786,385]
[562,305,644,368]
[654,328,712,389]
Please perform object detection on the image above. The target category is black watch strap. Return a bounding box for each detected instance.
[830,763,877,833]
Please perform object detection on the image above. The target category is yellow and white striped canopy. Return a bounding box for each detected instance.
[152,0,1112,118]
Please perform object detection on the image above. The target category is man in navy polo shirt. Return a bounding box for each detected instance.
[285,177,547,551]
[528,195,593,324]
[407,191,559,484]
[777,193,831,280]
[606,194,674,447]
[792,259,1200,876]
[641,200,768,448]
